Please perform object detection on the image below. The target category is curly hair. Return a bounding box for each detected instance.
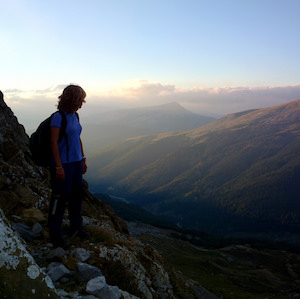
[57,85,86,113]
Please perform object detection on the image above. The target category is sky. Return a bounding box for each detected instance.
[1,0,300,130]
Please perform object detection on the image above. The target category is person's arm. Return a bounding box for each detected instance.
[80,138,87,174]
[51,127,65,180]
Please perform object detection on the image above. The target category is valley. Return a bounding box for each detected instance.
[86,99,300,237]
[97,194,300,299]
[82,99,300,297]
[135,225,300,299]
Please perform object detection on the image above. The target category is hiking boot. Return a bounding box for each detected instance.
[49,230,68,249]
[50,236,69,249]
[69,228,89,240]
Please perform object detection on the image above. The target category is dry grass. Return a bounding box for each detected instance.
[86,225,116,244]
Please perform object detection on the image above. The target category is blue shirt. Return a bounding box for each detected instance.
[50,110,83,164]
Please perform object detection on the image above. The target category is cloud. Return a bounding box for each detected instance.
[4,84,66,98]
[4,89,23,93]
[2,86,66,132]
[3,82,300,131]
[121,82,176,97]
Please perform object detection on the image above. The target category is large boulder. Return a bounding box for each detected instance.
[0,209,57,298]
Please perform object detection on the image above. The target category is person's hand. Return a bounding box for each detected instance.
[56,166,65,180]
[82,159,87,174]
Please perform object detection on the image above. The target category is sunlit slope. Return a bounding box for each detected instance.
[87,99,300,233]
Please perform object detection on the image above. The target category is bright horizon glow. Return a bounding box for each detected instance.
[1,0,300,130]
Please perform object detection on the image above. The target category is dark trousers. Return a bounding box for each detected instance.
[48,161,83,243]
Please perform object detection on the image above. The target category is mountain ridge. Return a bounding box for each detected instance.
[86,99,300,235]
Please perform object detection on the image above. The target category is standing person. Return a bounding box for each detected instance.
[48,84,87,248]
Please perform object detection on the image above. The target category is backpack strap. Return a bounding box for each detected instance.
[58,110,67,140]
[57,110,70,162]
[56,111,79,162]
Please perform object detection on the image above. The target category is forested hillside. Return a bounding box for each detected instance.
[86,99,300,236]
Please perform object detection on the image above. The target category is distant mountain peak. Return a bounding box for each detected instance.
[133,102,191,113]
[82,102,215,130]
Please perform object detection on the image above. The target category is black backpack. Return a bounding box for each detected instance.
[29,110,78,166]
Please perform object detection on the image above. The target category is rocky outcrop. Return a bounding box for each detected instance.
[0,97,51,222]
[0,93,218,298]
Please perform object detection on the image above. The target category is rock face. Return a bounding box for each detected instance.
[0,94,218,299]
[0,97,51,221]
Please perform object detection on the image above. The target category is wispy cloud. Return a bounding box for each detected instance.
[121,81,176,98]
[4,85,66,98]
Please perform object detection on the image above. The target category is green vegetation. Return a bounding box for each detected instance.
[95,193,178,230]
[96,194,300,252]
[138,233,300,299]
[95,192,300,298]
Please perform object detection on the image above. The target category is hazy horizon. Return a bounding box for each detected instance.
[3,83,300,132]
